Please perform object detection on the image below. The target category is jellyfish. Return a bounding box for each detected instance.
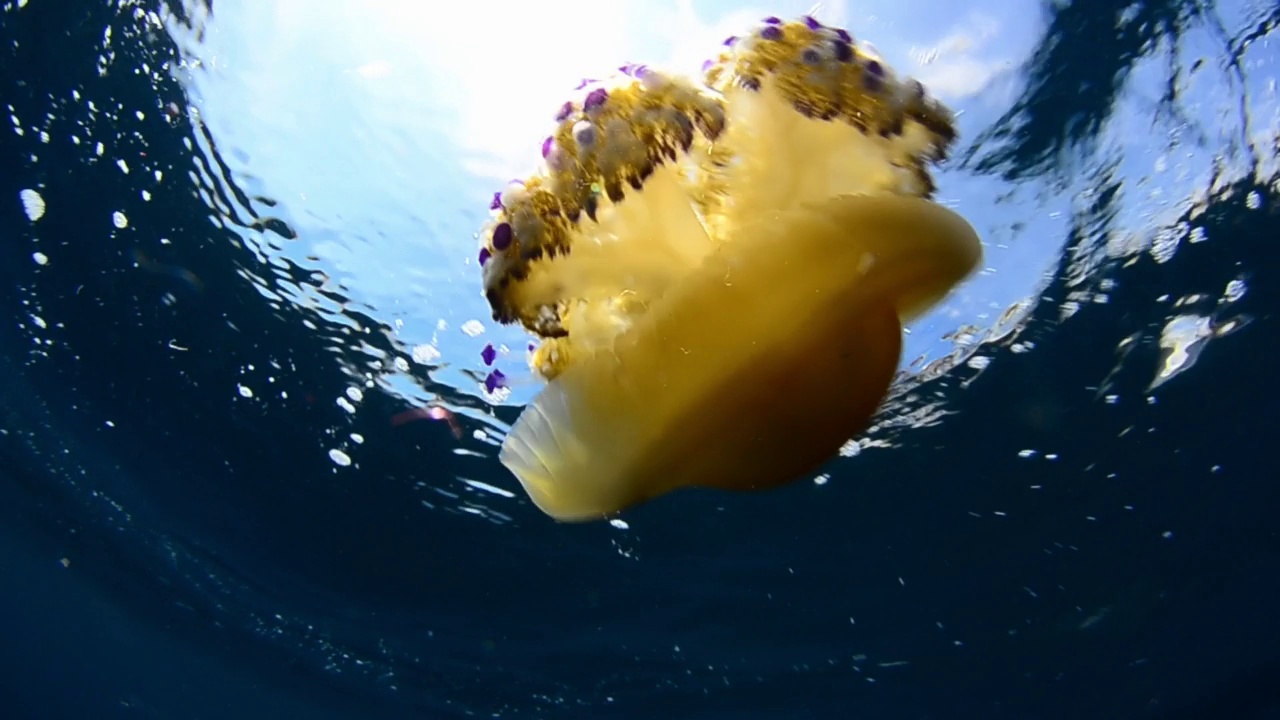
[476,16,982,521]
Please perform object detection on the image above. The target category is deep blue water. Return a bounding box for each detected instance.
[2,1,1280,718]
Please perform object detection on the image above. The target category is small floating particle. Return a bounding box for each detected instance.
[237,384,253,398]
[391,405,463,438]
[484,369,507,393]
[411,344,440,364]
[19,188,45,221]
[329,448,352,467]
[112,210,128,228]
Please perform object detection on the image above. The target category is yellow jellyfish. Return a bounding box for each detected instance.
[476,16,982,521]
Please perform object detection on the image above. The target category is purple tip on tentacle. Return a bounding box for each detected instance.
[802,48,821,64]
[723,35,738,46]
[546,146,568,172]
[761,25,783,41]
[478,247,491,266]
[833,41,853,63]
[574,78,597,90]
[491,222,513,251]
[541,136,554,158]
[762,16,782,24]
[481,343,497,366]
[835,28,852,42]
[863,60,885,91]
[554,102,574,122]
[489,192,503,210]
[701,59,715,72]
[484,369,508,393]
[583,88,609,111]
[572,121,596,148]
[527,342,536,352]
[803,15,822,29]
[619,63,649,78]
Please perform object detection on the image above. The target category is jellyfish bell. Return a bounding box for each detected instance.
[476,16,983,522]
[502,195,979,521]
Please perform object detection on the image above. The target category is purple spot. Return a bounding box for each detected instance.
[835,28,852,42]
[489,192,503,210]
[584,88,609,111]
[802,48,821,65]
[802,15,822,29]
[701,59,715,73]
[633,64,651,79]
[478,247,491,266]
[481,343,497,366]
[527,342,536,352]
[572,121,597,148]
[574,78,597,90]
[484,369,508,393]
[554,102,574,122]
[491,222,513,251]
[865,60,884,77]
[833,41,853,63]
[761,25,783,41]
[723,35,738,46]
[762,16,782,24]
[541,136,554,158]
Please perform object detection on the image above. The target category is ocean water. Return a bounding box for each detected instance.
[1,0,1278,718]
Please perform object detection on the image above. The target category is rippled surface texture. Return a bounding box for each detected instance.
[2,1,1279,718]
